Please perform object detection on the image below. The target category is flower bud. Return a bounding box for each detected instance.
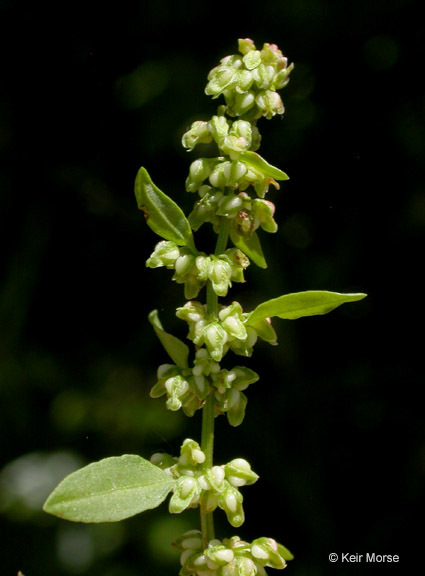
[174,253,196,276]
[219,484,244,527]
[216,194,242,218]
[210,115,230,143]
[195,255,212,281]
[250,538,286,569]
[205,465,225,491]
[203,322,228,362]
[205,543,235,567]
[231,119,252,142]
[165,375,190,411]
[182,120,212,151]
[224,458,259,487]
[169,475,200,514]
[273,67,291,90]
[255,90,284,119]
[222,315,247,340]
[238,38,256,55]
[205,66,238,97]
[209,161,230,189]
[150,364,180,398]
[233,91,255,115]
[252,64,275,90]
[209,258,233,297]
[146,240,180,268]
[237,69,254,91]
[204,491,219,513]
[252,199,278,233]
[242,50,262,71]
[226,389,248,427]
[176,301,206,323]
[186,158,220,192]
[179,438,205,467]
[221,249,249,283]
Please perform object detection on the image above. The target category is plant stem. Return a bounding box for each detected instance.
[200,216,230,545]
[214,216,230,256]
[200,393,215,545]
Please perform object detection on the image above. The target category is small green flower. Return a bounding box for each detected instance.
[186,158,222,192]
[146,240,180,268]
[179,438,206,467]
[203,321,228,362]
[251,199,278,233]
[169,475,201,513]
[224,459,259,487]
[182,120,212,151]
[218,484,244,527]
[219,302,247,341]
[250,538,287,570]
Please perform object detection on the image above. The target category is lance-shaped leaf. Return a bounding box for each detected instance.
[240,151,289,181]
[135,167,195,249]
[43,455,175,523]
[149,309,189,369]
[230,228,267,269]
[246,291,367,323]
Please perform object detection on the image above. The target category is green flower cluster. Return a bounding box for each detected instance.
[150,347,259,426]
[205,38,294,120]
[182,115,261,158]
[151,439,258,527]
[146,240,249,298]
[185,154,281,200]
[176,301,277,362]
[174,530,292,576]
[189,190,277,234]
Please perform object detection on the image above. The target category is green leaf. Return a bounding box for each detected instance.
[135,167,195,248]
[247,291,367,323]
[240,151,289,180]
[43,455,175,523]
[230,228,267,269]
[148,309,189,368]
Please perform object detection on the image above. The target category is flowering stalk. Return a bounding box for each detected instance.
[43,39,366,576]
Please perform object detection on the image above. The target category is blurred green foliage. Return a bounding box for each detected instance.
[1,0,424,574]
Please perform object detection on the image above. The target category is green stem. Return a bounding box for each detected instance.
[200,216,230,546]
[200,394,215,545]
[214,216,230,256]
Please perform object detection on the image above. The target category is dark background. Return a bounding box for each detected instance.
[1,0,424,574]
